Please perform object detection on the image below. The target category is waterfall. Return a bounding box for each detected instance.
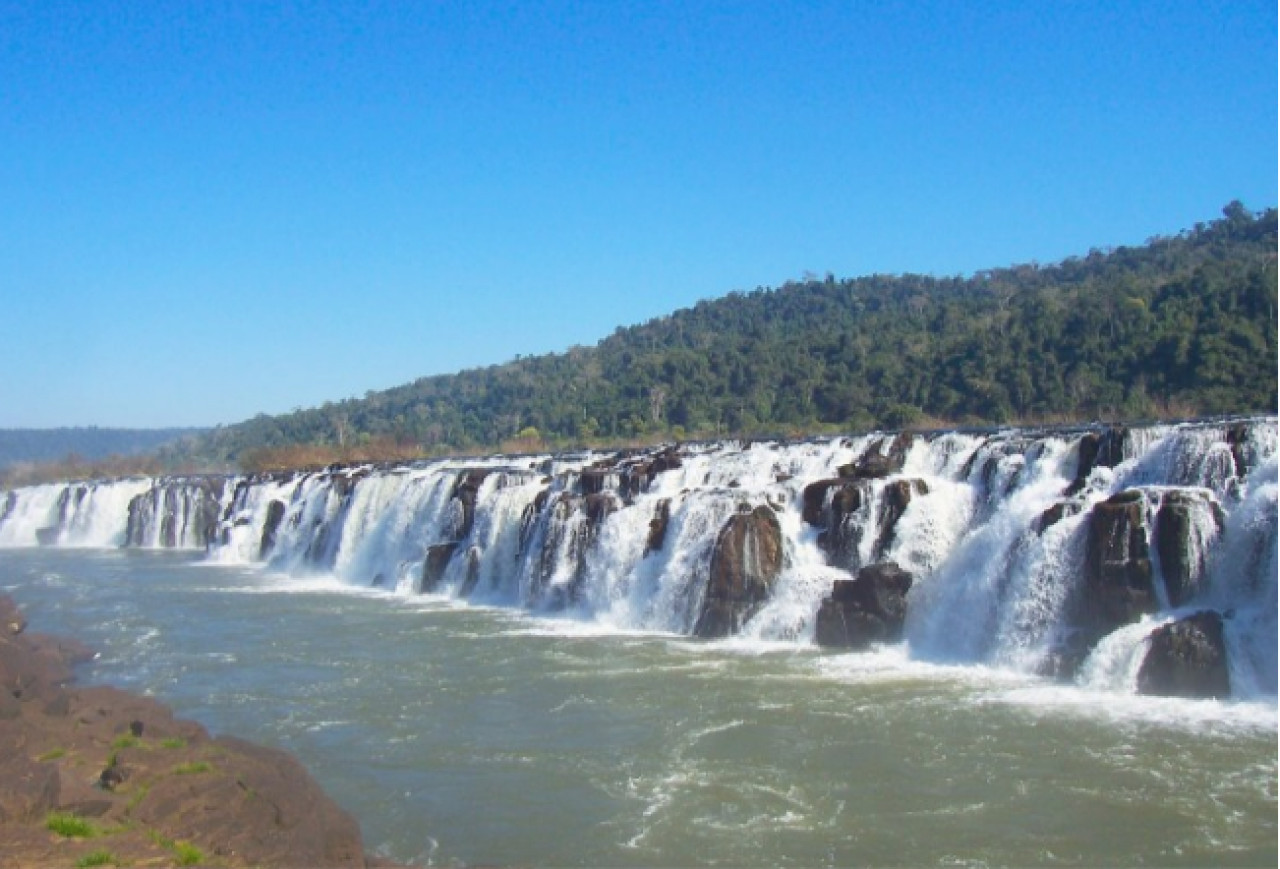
[2,417,1275,698]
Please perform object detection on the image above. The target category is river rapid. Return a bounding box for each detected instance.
[3,547,1275,868]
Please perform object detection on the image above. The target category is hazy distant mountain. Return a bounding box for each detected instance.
[0,427,204,469]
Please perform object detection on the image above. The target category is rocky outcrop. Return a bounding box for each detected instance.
[1077,489,1157,641]
[871,479,927,559]
[1066,427,1129,495]
[259,499,287,559]
[126,479,225,549]
[644,499,672,556]
[693,506,784,638]
[0,596,388,868]
[1137,611,1231,698]
[421,542,461,593]
[814,562,914,649]
[447,469,494,540]
[802,476,927,567]
[1154,490,1224,606]
[837,434,913,481]
[1034,499,1084,535]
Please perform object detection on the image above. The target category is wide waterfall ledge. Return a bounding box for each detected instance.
[3,416,1276,701]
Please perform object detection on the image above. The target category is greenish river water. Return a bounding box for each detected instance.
[3,548,1275,867]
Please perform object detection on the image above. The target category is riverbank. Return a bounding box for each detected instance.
[0,594,403,868]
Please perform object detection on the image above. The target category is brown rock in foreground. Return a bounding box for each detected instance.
[0,594,408,868]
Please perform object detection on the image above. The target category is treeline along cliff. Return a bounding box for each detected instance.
[178,203,1276,465]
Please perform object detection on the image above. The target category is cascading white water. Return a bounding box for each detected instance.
[2,417,1275,698]
[0,479,152,547]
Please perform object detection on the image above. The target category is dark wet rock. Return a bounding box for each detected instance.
[1036,630,1094,682]
[35,526,59,546]
[814,562,914,649]
[126,479,225,550]
[804,477,926,566]
[1076,489,1156,641]
[838,434,914,481]
[693,506,784,638]
[584,492,619,528]
[1065,428,1129,496]
[1225,422,1252,479]
[456,547,482,597]
[1137,611,1230,699]
[815,485,865,559]
[1035,500,1083,535]
[421,542,461,593]
[644,499,671,557]
[1155,490,1224,606]
[651,446,684,475]
[448,469,494,540]
[259,499,287,559]
[871,479,927,560]
[518,487,552,554]
[802,479,851,527]
[578,468,616,496]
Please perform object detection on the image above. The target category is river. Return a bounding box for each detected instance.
[3,546,1274,867]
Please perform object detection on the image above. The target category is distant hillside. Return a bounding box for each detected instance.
[184,202,1277,467]
[0,427,203,469]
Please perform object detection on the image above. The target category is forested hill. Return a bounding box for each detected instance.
[190,203,1277,466]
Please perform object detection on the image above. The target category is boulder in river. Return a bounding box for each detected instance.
[1137,610,1231,699]
[814,562,914,649]
[693,506,784,638]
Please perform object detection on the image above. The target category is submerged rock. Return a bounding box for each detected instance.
[1137,611,1230,699]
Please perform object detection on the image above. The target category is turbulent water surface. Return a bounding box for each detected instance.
[2,549,1274,867]
[1,419,1276,866]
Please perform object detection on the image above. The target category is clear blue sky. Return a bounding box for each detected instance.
[1,0,1275,428]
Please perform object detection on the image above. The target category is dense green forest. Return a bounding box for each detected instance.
[181,203,1277,468]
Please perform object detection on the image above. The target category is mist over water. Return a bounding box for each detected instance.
[1,419,1276,865]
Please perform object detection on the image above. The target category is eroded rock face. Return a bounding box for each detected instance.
[421,542,461,593]
[448,469,494,539]
[1137,611,1230,699]
[837,433,914,481]
[1154,490,1224,607]
[1078,489,1157,640]
[645,499,672,557]
[814,562,914,649]
[802,477,927,568]
[693,506,784,638]
[1067,427,1129,495]
[259,499,287,559]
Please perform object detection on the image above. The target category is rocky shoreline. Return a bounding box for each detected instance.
[0,595,404,868]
